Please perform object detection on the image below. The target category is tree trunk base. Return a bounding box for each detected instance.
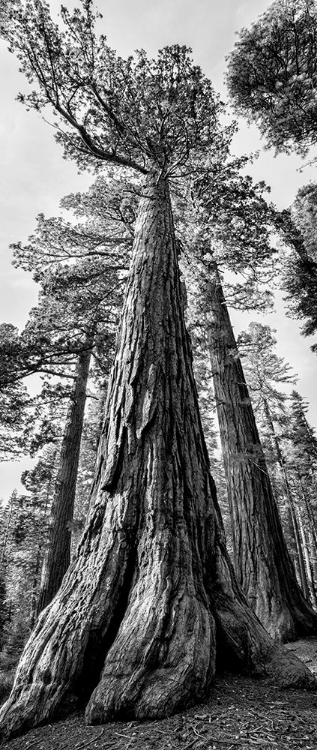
[0,531,315,742]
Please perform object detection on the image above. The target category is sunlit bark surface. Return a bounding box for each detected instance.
[0,174,315,742]
[205,264,317,642]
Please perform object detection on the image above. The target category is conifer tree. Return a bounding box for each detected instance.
[174,144,317,640]
[226,0,317,156]
[238,324,317,607]
[283,391,317,605]
[0,490,50,660]
[281,186,317,351]
[2,191,126,612]
[0,325,35,461]
[21,445,59,626]
[197,266,317,640]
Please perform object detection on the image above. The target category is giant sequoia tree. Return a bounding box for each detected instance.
[238,325,317,606]
[201,272,317,641]
[0,1,315,740]
[36,333,93,613]
[174,150,317,639]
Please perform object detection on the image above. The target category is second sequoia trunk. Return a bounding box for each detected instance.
[37,340,93,613]
[204,262,317,642]
[0,174,315,742]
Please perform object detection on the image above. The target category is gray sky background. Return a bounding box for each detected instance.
[1,0,317,500]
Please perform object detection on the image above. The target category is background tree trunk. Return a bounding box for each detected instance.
[296,504,317,607]
[204,262,317,642]
[37,340,93,613]
[0,174,314,742]
[262,399,311,601]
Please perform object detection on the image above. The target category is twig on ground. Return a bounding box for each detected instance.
[74,728,106,749]
[24,741,44,750]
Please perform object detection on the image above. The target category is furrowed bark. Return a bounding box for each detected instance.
[37,340,93,613]
[296,503,317,608]
[204,262,317,642]
[262,397,310,600]
[0,174,314,743]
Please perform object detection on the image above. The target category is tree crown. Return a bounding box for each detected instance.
[4,1,221,175]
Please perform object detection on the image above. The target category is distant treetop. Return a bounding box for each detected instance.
[226,0,317,156]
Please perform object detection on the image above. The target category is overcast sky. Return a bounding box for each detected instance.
[1,0,317,500]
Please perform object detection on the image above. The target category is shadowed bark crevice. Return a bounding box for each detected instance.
[74,540,139,708]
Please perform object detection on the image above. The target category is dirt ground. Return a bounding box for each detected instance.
[2,639,317,750]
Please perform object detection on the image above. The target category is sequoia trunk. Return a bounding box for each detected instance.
[37,341,93,613]
[0,174,314,742]
[204,262,317,642]
[296,504,317,608]
[262,399,310,601]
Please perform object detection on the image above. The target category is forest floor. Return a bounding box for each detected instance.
[2,639,317,750]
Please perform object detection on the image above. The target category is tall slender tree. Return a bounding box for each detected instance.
[36,331,94,613]
[0,325,35,461]
[238,325,317,606]
[237,324,311,597]
[194,261,317,640]
[0,490,50,660]
[174,144,317,640]
[287,391,317,594]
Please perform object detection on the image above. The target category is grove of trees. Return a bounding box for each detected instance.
[0,0,317,743]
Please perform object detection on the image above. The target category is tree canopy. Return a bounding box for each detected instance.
[3,0,221,176]
[226,0,317,155]
[279,186,317,346]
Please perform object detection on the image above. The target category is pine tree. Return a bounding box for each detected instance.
[0,489,50,661]
[283,391,317,605]
[238,324,317,607]
[226,0,317,156]
[0,325,35,461]
[2,193,126,611]
[280,187,317,351]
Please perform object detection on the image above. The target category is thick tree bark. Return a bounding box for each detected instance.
[204,262,317,642]
[262,400,313,602]
[303,491,317,589]
[0,576,6,650]
[87,383,109,512]
[296,503,317,608]
[0,174,315,742]
[37,342,93,613]
[295,471,317,602]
